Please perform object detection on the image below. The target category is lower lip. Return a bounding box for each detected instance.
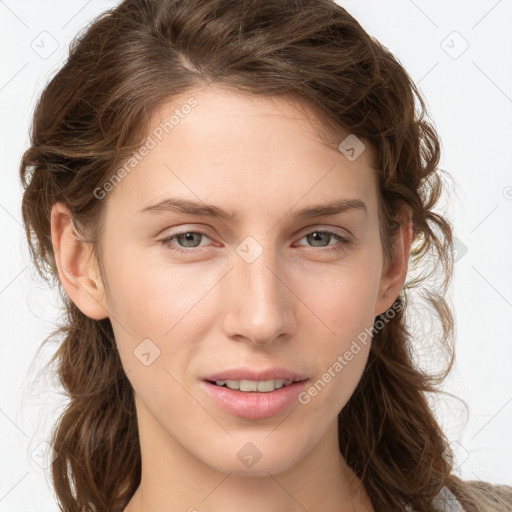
[201,380,309,419]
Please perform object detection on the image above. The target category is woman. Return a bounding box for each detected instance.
[19,0,512,510]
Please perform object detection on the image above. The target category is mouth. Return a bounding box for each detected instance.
[205,377,307,393]
[201,378,310,419]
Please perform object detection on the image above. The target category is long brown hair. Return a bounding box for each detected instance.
[19,0,512,511]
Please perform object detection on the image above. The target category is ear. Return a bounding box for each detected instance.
[50,202,109,320]
[374,209,413,317]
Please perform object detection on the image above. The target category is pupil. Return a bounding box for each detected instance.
[179,232,200,247]
[308,232,328,247]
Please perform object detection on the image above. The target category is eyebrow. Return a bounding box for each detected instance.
[137,197,367,220]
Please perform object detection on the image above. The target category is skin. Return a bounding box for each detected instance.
[51,85,412,512]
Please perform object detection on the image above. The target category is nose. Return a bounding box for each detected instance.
[222,241,298,345]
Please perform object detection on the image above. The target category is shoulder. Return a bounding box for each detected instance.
[459,480,512,511]
[404,486,465,512]
[431,486,465,511]
[430,481,512,512]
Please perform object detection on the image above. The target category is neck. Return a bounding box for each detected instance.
[124,396,374,512]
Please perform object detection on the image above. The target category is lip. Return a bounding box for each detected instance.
[200,379,309,419]
[202,367,309,382]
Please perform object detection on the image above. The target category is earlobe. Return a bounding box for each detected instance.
[50,202,109,320]
[374,215,413,317]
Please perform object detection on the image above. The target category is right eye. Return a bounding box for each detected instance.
[159,229,213,253]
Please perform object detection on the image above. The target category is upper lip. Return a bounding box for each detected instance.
[203,367,309,382]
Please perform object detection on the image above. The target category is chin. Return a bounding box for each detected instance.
[197,437,305,477]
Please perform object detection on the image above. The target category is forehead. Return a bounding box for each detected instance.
[149,85,356,154]
[104,85,380,221]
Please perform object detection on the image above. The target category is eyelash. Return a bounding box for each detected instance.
[159,228,352,255]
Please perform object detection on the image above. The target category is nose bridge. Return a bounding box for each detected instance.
[223,235,296,344]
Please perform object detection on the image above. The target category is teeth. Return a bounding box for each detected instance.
[214,379,295,392]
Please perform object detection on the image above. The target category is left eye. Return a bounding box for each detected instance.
[296,231,348,249]
[159,229,351,254]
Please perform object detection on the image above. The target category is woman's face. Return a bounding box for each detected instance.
[58,85,408,477]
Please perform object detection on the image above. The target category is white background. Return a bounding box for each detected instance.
[1,1,511,510]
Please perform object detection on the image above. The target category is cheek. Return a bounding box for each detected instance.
[294,258,380,337]
[102,241,215,334]
[292,266,378,411]
[102,251,223,388]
